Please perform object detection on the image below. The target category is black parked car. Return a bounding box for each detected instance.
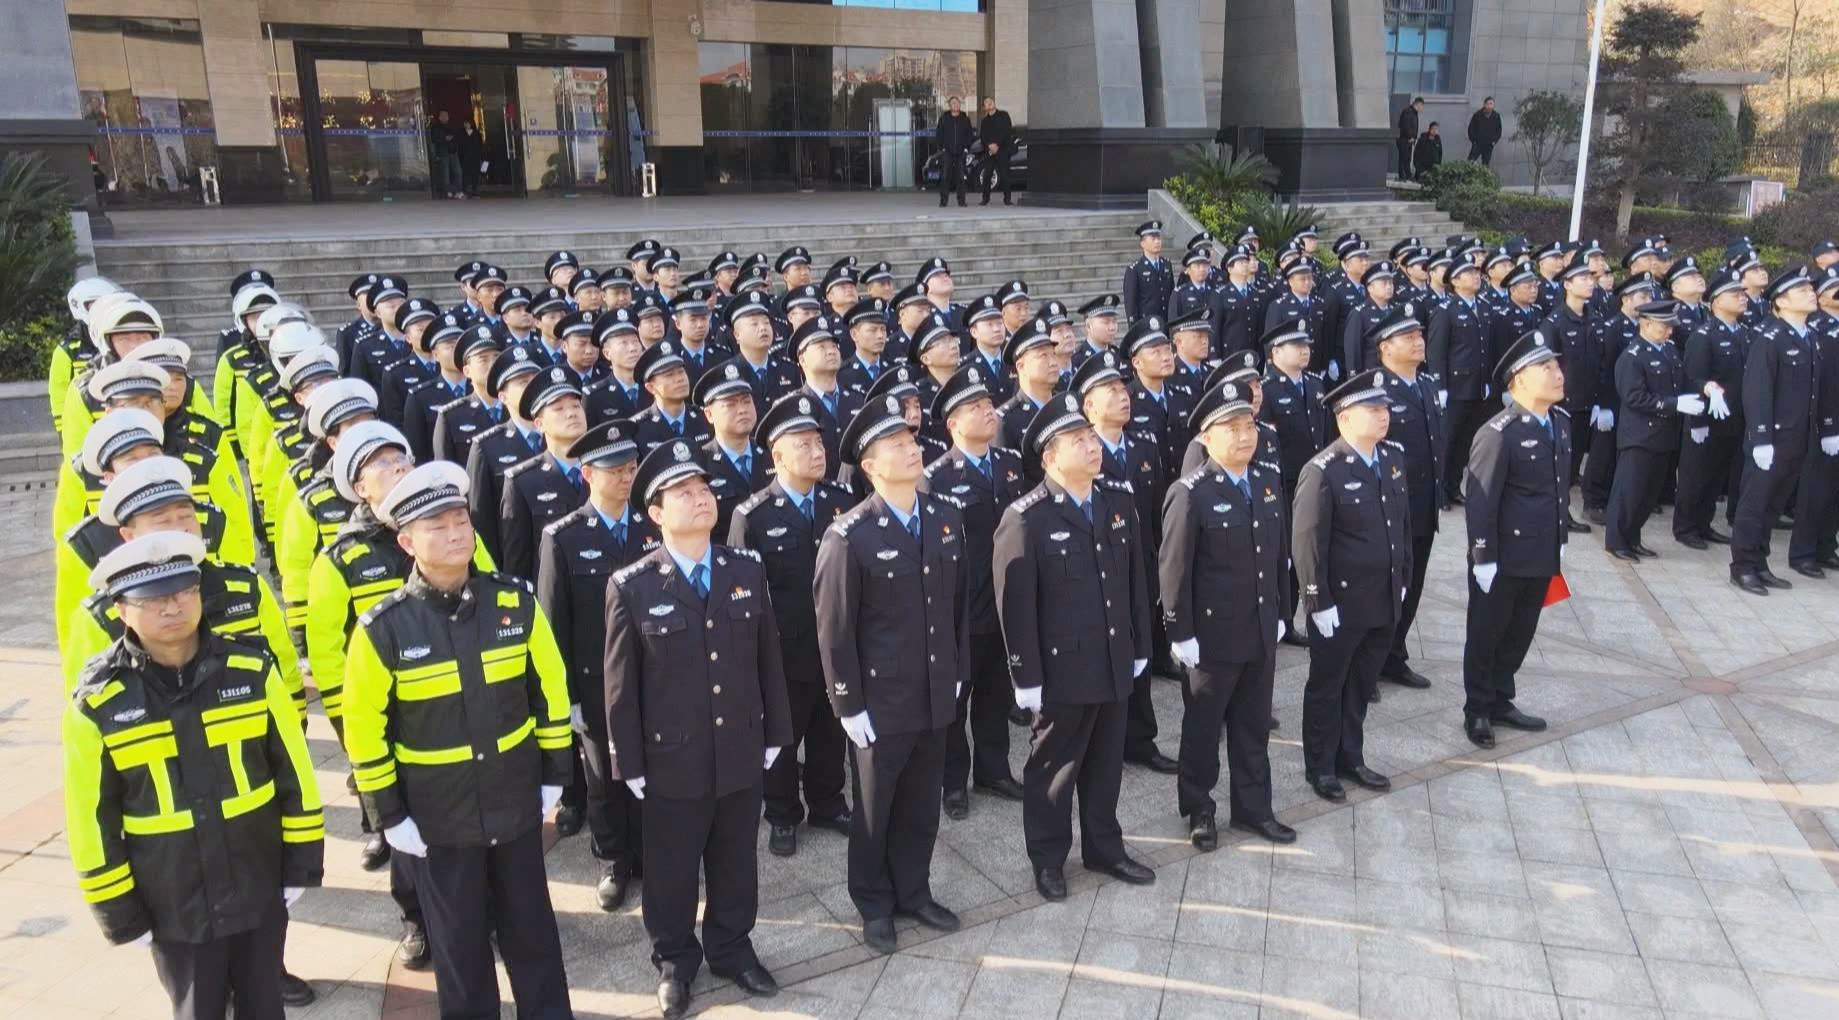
[922,143,1028,191]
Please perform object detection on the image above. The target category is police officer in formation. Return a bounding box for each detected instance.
[50,229,1839,1020]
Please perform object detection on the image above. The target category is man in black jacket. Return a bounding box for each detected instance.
[977,96,1015,206]
[1414,122,1443,178]
[1468,97,1503,165]
[935,96,975,208]
[1396,98,1423,180]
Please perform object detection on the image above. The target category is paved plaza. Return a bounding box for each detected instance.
[5,483,1839,1020]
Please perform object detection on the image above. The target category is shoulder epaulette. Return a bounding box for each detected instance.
[541,512,579,538]
[1309,448,1338,469]
[830,508,868,536]
[502,455,545,480]
[613,558,652,584]
[820,480,851,497]
[1013,487,1048,512]
[484,571,537,594]
[1178,465,1210,490]
[927,491,963,510]
[1552,404,1571,419]
[723,546,762,562]
[72,654,123,706]
[1096,476,1134,494]
[737,488,773,514]
[1487,410,1513,431]
[357,587,410,628]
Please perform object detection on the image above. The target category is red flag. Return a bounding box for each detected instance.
[1544,573,1571,606]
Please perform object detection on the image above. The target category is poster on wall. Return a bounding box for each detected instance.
[135,89,187,193]
[565,67,606,186]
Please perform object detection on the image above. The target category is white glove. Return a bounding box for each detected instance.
[124,932,153,948]
[1171,638,1200,668]
[1472,562,1499,594]
[840,710,877,749]
[283,886,306,909]
[1483,383,1492,400]
[1587,406,1601,428]
[569,703,586,734]
[1707,387,1731,420]
[383,817,428,858]
[955,682,962,700]
[1310,605,1340,639]
[1014,685,1043,712]
[1754,444,1775,471]
[763,746,781,770]
[1690,427,1709,445]
[1824,436,1839,457]
[625,777,646,800]
[1131,658,1148,677]
[1676,394,1707,416]
[1438,389,1449,410]
[1596,407,1615,432]
[540,785,563,818]
[1277,620,1287,642]
[1328,360,1341,381]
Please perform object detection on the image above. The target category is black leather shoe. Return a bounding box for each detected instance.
[1772,515,1793,530]
[1732,572,1770,595]
[979,197,991,206]
[975,776,1026,801]
[1338,765,1391,791]
[1792,562,1827,579]
[1381,666,1432,688]
[1088,857,1156,885]
[1280,630,1310,648]
[1189,812,1219,852]
[359,831,391,872]
[1231,817,1298,844]
[943,788,970,820]
[553,804,584,837]
[1706,527,1732,545]
[730,965,779,997]
[769,823,797,857]
[398,922,431,970]
[1492,706,1547,731]
[1584,506,1608,525]
[280,972,316,1007]
[1309,775,1347,802]
[1819,553,1839,569]
[1677,534,1708,550]
[1632,544,1658,558]
[596,865,631,911]
[1268,716,1280,731]
[863,918,897,954]
[1368,686,1382,703]
[1009,706,1032,726]
[1610,548,1641,562]
[658,978,691,1018]
[1465,716,1496,749]
[1035,866,1068,901]
[808,810,852,835]
[1567,518,1594,534]
[1128,751,1181,774]
[899,900,961,932]
[1758,569,1794,590]
[1445,492,1466,507]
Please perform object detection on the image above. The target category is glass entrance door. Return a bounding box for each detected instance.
[314,59,428,201]
[423,62,520,198]
[514,65,614,196]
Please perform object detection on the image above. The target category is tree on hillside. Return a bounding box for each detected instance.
[1597,1,1702,238]
[1514,90,1585,194]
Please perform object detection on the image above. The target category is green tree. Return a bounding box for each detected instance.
[1513,90,1584,194]
[1652,90,1742,184]
[1597,1,1702,239]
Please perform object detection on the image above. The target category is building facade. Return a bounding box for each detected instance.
[29,0,1584,206]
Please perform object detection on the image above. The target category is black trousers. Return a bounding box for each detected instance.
[1569,423,1594,489]
[562,678,641,868]
[641,785,764,983]
[1384,532,1436,679]
[151,898,287,1020]
[847,727,945,920]
[415,827,571,1020]
[1124,660,1161,760]
[1789,447,1839,565]
[763,657,849,827]
[1396,138,1415,179]
[1462,571,1548,720]
[1582,424,1618,510]
[1732,442,1807,573]
[1468,142,1495,165]
[1022,699,1128,873]
[1674,432,1741,540]
[1177,657,1276,823]
[1301,619,1391,778]
[1606,446,1671,551]
[980,150,1012,200]
[937,153,967,204]
[1443,398,1493,501]
[945,630,1016,791]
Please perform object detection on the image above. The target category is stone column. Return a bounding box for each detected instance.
[1137,0,1209,128]
[197,0,287,202]
[0,0,106,229]
[1217,0,1392,201]
[988,0,1029,120]
[1025,0,1211,206]
[645,0,704,193]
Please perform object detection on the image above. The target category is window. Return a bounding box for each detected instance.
[70,16,219,205]
[1384,0,1458,96]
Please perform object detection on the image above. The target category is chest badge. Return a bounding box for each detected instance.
[876,548,899,560]
[648,604,672,616]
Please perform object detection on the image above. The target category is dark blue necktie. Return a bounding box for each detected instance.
[822,392,837,418]
[1236,477,1252,502]
[736,452,751,478]
[798,496,814,523]
[973,456,991,481]
[564,466,582,494]
[690,563,709,601]
[906,514,921,544]
[526,430,542,453]
[671,417,684,436]
[612,520,626,547]
[1079,499,1094,523]
[865,361,880,381]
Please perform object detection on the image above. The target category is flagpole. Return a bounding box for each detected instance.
[1569,0,1610,240]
